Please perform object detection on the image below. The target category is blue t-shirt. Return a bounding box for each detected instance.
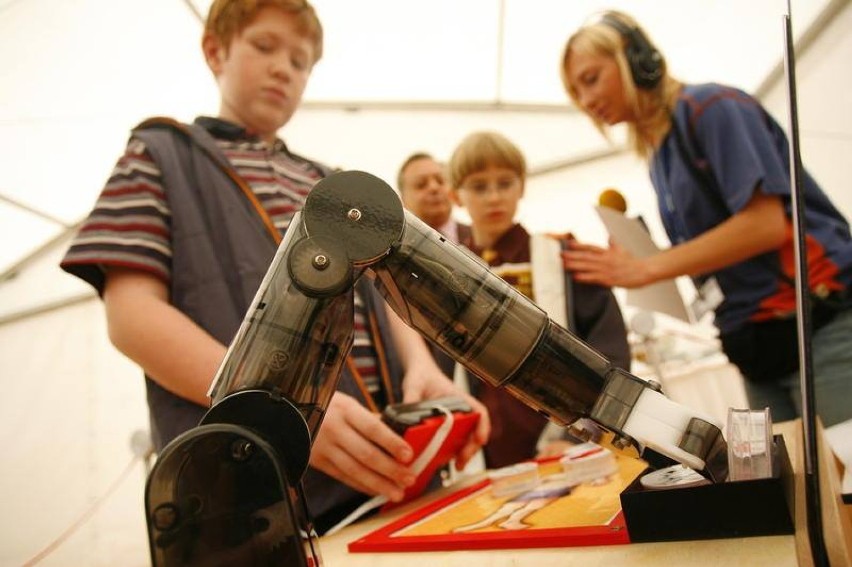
[650,83,852,334]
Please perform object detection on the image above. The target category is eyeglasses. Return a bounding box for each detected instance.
[457,176,521,197]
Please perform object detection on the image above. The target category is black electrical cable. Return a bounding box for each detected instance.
[782,6,830,567]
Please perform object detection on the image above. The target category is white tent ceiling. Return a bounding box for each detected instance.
[0,0,838,274]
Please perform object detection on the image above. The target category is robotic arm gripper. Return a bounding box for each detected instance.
[145,171,728,566]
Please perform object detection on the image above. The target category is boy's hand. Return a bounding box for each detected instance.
[310,392,416,502]
[401,365,491,472]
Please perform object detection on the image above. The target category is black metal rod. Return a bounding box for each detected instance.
[782,8,829,567]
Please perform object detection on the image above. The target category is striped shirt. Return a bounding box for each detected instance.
[61,117,384,402]
[63,117,321,285]
[352,292,385,408]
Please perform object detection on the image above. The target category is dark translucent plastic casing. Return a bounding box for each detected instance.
[146,425,318,567]
[372,212,610,426]
[208,219,354,437]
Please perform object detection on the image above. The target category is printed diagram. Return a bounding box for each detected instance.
[394,455,647,537]
[452,476,575,532]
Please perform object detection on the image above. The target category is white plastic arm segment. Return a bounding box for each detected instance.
[622,388,723,471]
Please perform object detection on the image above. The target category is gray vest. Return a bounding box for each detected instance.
[134,118,404,529]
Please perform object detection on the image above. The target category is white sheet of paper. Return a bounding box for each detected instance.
[824,420,852,497]
[594,206,692,322]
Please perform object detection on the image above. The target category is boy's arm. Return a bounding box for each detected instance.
[105,267,419,500]
[103,267,226,406]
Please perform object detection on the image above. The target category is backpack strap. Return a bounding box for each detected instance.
[135,118,397,399]
[669,108,800,287]
[134,117,282,245]
[668,110,730,215]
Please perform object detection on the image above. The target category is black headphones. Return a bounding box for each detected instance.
[600,14,663,90]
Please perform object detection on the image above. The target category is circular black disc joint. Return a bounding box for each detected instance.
[288,235,353,297]
[304,170,404,265]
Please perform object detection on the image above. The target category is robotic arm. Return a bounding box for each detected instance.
[145,171,727,566]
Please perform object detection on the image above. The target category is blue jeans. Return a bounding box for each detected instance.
[742,307,852,427]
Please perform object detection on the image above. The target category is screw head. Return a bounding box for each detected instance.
[231,439,254,461]
[152,503,179,531]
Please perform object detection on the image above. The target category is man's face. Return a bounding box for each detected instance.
[399,157,453,229]
[204,6,314,142]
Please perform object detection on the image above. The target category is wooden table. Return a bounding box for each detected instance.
[320,526,796,567]
[779,420,852,567]
[319,419,852,567]
[318,431,809,567]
